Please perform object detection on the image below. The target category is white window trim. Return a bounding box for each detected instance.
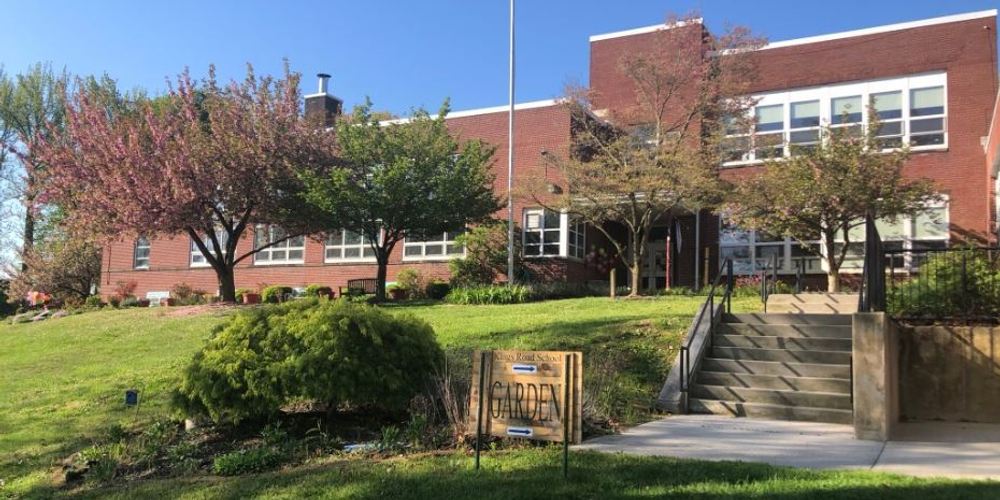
[190,231,229,268]
[324,229,378,264]
[402,231,467,262]
[723,72,948,167]
[719,197,950,275]
[133,237,150,270]
[253,226,305,266]
[523,208,586,261]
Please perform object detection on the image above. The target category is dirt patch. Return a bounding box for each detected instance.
[163,304,242,317]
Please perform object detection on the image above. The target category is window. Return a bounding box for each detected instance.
[325,229,375,262]
[524,209,562,257]
[254,226,305,265]
[191,231,229,267]
[133,237,150,269]
[830,95,863,137]
[753,104,784,159]
[788,100,820,153]
[522,209,587,259]
[567,219,586,259]
[721,72,947,166]
[872,91,903,148]
[720,198,950,275]
[909,86,945,146]
[404,230,466,260]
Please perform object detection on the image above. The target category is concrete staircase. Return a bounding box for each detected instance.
[766,293,859,314]
[688,312,854,425]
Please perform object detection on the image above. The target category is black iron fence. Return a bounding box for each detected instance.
[885,246,1000,322]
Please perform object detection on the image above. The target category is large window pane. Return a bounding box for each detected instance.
[755,104,783,132]
[911,87,944,116]
[872,91,902,120]
[831,95,862,124]
[790,100,819,128]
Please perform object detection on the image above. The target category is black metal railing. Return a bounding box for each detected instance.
[760,253,779,312]
[679,258,734,411]
[886,246,1000,322]
[858,214,886,313]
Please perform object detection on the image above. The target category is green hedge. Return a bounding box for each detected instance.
[173,300,443,424]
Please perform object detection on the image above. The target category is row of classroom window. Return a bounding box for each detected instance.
[720,200,949,274]
[130,208,587,269]
[723,72,947,164]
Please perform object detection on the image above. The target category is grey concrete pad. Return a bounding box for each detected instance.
[577,415,883,469]
[577,416,1000,480]
[874,441,1000,479]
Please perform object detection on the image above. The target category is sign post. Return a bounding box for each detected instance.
[470,350,583,476]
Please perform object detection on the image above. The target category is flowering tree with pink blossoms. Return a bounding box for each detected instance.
[32,64,339,301]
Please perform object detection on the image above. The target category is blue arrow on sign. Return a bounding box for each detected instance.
[512,363,537,374]
[506,427,534,437]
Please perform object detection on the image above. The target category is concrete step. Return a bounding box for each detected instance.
[689,398,853,425]
[723,313,852,326]
[712,334,851,352]
[768,302,858,314]
[712,346,852,365]
[718,323,852,339]
[767,293,859,305]
[702,357,851,379]
[691,384,852,410]
[697,371,851,394]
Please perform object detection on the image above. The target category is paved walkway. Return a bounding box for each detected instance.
[577,415,1000,480]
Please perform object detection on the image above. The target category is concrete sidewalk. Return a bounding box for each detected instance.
[577,415,1000,480]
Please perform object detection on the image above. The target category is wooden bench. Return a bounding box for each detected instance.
[339,278,378,297]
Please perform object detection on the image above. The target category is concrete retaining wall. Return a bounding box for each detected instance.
[899,326,1000,423]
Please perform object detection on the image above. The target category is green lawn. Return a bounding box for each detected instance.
[77,448,1000,499]
[2,296,995,498]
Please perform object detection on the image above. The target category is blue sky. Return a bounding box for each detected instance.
[1,1,997,116]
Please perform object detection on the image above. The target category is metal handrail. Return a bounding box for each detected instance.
[760,253,778,313]
[858,214,885,312]
[679,258,734,411]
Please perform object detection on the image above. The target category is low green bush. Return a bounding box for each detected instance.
[212,447,286,476]
[173,300,443,424]
[425,281,451,300]
[84,295,104,308]
[120,296,141,308]
[303,284,333,298]
[446,285,532,305]
[261,285,294,304]
[396,268,426,299]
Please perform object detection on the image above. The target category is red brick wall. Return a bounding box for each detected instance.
[591,16,998,244]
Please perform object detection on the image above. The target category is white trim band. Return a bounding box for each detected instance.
[380,98,560,125]
[588,18,703,42]
[761,10,997,51]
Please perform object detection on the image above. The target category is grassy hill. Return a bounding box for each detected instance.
[1,296,996,499]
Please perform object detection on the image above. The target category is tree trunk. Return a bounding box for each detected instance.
[20,204,34,272]
[216,266,237,303]
[375,253,388,303]
[827,271,840,293]
[629,262,642,297]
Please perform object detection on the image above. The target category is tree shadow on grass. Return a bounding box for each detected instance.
[60,449,1000,500]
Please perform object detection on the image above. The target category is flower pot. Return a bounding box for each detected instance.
[242,293,261,305]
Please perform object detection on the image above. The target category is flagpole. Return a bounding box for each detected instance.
[506,0,516,284]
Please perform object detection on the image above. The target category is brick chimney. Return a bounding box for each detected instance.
[304,73,343,127]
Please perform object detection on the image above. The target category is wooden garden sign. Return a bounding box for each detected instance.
[469,350,583,476]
